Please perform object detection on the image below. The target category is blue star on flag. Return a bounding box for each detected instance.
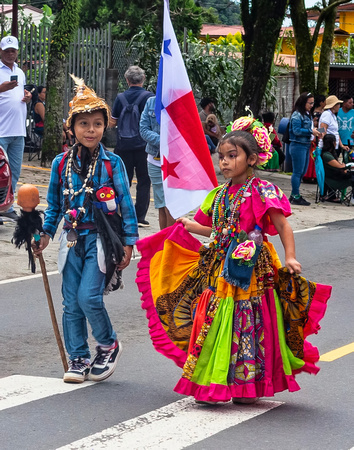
[164,39,172,56]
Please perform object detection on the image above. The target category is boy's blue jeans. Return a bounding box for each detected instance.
[289,141,311,196]
[61,233,116,360]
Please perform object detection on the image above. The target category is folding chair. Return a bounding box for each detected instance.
[314,147,353,206]
[25,115,42,161]
[23,84,42,161]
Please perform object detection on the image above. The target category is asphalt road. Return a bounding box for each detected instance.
[0,222,353,450]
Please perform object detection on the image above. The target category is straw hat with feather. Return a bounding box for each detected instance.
[66,74,110,128]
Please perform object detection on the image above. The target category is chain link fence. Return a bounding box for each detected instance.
[111,41,138,91]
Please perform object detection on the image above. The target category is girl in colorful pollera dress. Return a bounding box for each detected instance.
[136,116,331,404]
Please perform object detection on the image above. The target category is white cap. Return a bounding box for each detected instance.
[0,36,19,51]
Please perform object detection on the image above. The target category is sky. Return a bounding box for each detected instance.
[305,0,319,6]
[283,0,327,26]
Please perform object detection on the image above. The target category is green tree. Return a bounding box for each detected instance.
[197,0,241,25]
[41,0,79,165]
[184,38,243,123]
[289,0,351,95]
[78,0,206,40]
[234,0,288,118]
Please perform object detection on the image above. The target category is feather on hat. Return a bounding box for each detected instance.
[66,74,110,128]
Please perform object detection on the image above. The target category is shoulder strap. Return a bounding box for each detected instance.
[104,158,113,179]
[133,90,150,107]
[101,145,113,179]
[58,152,68,184]
[119,90,150,108]
[59,148,113,184]
[117,92,129,107]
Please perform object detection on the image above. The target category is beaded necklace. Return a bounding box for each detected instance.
[63,144,99,246]
[211,176,254,259]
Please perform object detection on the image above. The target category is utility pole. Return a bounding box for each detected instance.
[1,2,4,38]
[11,0,18,37]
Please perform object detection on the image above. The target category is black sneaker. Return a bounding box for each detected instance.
[138,220,150,228]
[290,196,311,206]
[0,210,18,221]
[90,339,122,382]
[289,195,294,202]
[63,358,91,383]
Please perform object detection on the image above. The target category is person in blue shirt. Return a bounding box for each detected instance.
[33,80,138,384]
[140,96,175,230]
[337,94,354,149]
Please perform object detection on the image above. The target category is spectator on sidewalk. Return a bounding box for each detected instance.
[289,92,321,205]
[198,97,216,122]
[337,94,354,149]
[140,96,175,230]
[202,114,223,146]
[32,85,46,137]
[320,95,349,157]
[262,111,285,170]
[111,66,153,228]
[0,35,32,221]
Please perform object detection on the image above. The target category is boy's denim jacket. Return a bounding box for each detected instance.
[139,96,160,157]
[289,110,313,144]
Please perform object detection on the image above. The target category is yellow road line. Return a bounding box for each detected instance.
[22,164,51,171]
[320,342,354,362]
[18,182,48,188]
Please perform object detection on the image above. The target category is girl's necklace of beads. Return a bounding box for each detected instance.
[211,176,254,259]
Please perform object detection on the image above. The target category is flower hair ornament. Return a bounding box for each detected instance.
[226,107,273,165]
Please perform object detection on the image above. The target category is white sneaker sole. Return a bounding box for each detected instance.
[63,372,89,384]
[89,341,123,382]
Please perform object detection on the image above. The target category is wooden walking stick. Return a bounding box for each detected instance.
[12,184,68,372]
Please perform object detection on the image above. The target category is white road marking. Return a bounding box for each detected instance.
[0,271,58,285]
[293,226,326,233]
[57,397,282,449]
[0,375,93,411]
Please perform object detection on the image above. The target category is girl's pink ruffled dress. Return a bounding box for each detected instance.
[136,178,331,402]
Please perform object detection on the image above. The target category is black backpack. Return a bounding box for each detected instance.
[282,121,290,144]
[116,91,151,151]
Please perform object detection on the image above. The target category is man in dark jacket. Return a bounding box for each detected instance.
[111,66,153,227]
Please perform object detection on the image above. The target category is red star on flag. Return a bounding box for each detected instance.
[161,156,180,180]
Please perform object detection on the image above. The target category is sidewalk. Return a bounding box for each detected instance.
[1,152,353,281]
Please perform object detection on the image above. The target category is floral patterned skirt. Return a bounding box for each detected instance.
[136,223,331,402]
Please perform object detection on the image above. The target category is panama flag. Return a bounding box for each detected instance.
[155,0,218,219]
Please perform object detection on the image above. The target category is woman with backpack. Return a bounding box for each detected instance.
[288,92,322,206]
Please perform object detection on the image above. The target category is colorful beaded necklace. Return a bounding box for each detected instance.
[63,144,99,246]
[211,176,254,259]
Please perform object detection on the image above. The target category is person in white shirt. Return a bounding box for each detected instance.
[320,95,349,158]
[0,35,32,220]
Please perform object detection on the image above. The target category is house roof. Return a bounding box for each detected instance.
[307,3,354,21]
[1,4,43,26]
[201,24,243,37]
[200,24,324,38]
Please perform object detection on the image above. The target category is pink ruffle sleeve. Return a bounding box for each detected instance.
[252,179,292,236]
